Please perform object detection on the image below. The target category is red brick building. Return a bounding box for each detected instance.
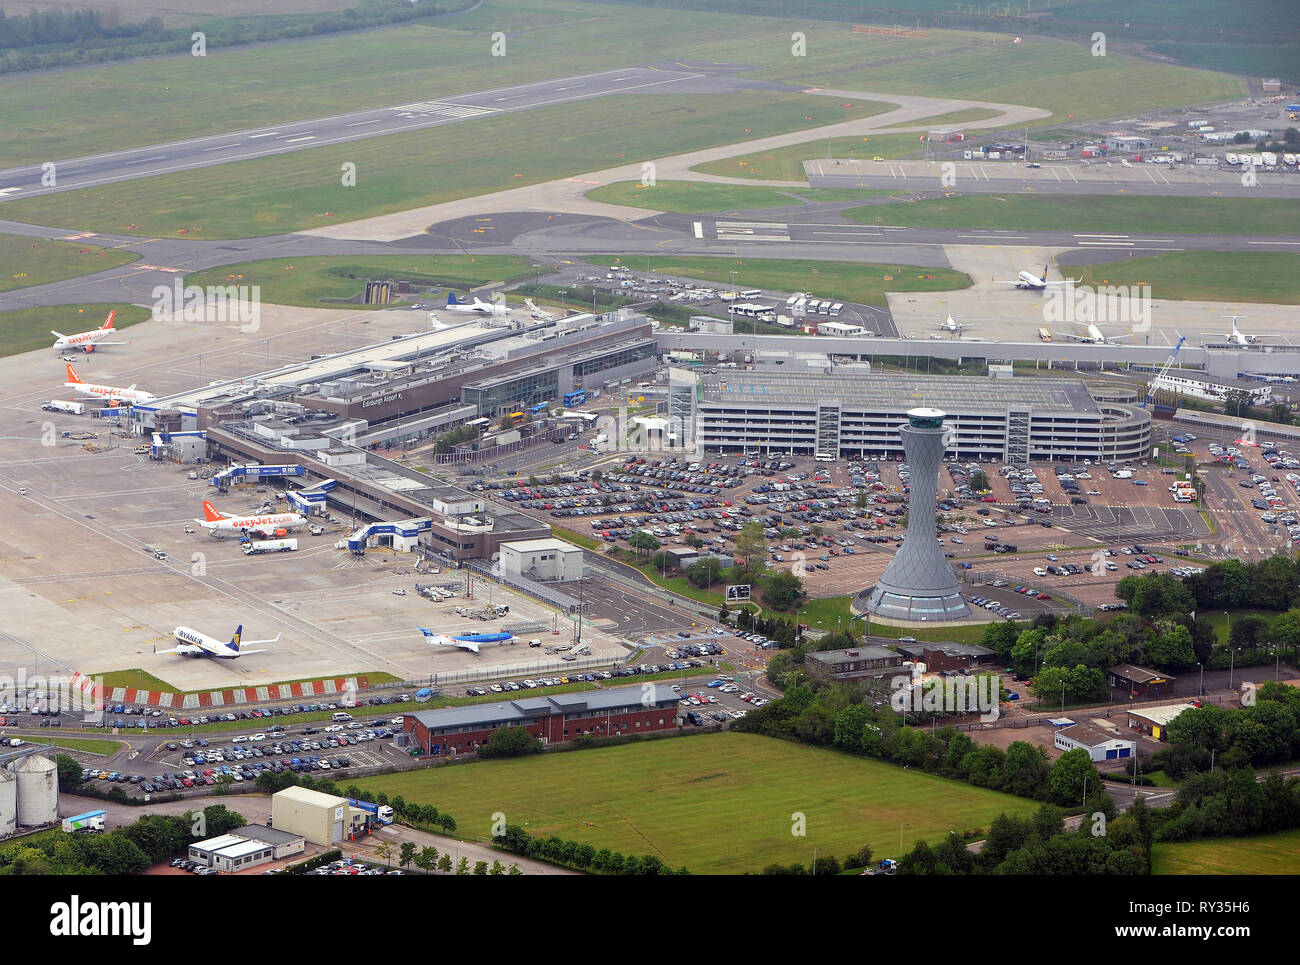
[400,683,682,757]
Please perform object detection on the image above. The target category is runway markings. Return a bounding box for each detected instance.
[246,131,278,139]
[201,143,243,153]
[124,155,167,165]
[281,135,317,144]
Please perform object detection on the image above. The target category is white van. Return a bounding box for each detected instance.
[331,712,353,722]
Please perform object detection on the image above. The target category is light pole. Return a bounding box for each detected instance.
[1198,661,1204,696]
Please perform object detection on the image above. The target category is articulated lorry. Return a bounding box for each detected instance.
[242,538,298,555]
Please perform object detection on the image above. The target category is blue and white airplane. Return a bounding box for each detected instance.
[417,628,514,654]
[444,291,510,315]
[158,624,279,659]
[995,263,1079,291]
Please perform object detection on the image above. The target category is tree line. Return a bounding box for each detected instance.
[493,822,688,875]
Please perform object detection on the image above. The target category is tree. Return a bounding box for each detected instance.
[375,840,394,867]
[437,813,457,834]
[456,856,470,875]
[629,531,659,560]
[55,754,83,793]
[1222,389,1253,418]
[686,556,722,589]
[478,725,543,758]
[1147,623,1197,671]
[437,853,452,873]
[1002,741,1051,798]
[399,841,416,869]
[1048,749,1102,806]
[734,521,768,579]
[763,570,806,611]
[490,859,505,875]
[474,860,489,875]
[416,846,439,872]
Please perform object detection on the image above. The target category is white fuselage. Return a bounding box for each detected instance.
[171,626,239,658]
[203,512,306,537]
[447,300,509,316]
[65,380,154,404]
[1016,271,1048,289]
[55,330,113,351]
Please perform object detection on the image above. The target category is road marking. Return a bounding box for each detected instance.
[345,119,382,127]
[281,136,316,143]
[124,155,167,165]
[201,143,242,152]
[692,221,703,239]
[1074,233,1130,239]
[246,132,278,139]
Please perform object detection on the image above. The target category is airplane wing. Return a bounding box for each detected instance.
[240,634,281,647]
[1037,279,1079,286]
[457,640,481,653]
[232,648,269,656]
[156,644,203,656]
[89,340,129,346]
[1056,331,1094,342]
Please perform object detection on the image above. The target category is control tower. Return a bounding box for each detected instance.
[865,407,970,621]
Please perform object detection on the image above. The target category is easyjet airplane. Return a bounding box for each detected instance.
[196,500,307,538]
[63,362,154,405]
[52,311,128,354]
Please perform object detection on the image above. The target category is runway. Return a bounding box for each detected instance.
[0,65,739,203]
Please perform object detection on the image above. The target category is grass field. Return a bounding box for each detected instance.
[1075,252,1300,305]
[842,195,1300,236]
[355,731,1036,873]
[0,304,153,359]
[95,668,401,695]
[44,737,123,756]
[184,255,536,309]
[592,254,969,306]
[1152,828,1300,875]
[1199,609,1282,645]
[0,232,139,293]
[585,180,903,213]
[2,93,885,238]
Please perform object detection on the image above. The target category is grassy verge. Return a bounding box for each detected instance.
[0,233,139,292]
[1075,252,1300,305]
[1200,609,1281,645]
[593,255,970,306]
[43,737,124,756]
[1152,828,1300,875]
[185,255,536,309]
[2,92,887,239]
[842,195,1300,236]
[551,525,602,552]
[354,731,1037,873]
[586,180,902,213]
[0,304,152,359]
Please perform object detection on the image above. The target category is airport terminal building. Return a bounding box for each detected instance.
[677,370,1152,463]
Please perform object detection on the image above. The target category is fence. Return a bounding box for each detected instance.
[395,655,616,687]
[434,427,567,464]
[961,568,1094,617]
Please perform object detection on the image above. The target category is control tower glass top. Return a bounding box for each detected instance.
[907,407,946,430]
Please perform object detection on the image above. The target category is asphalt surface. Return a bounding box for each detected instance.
[0,65,754,203]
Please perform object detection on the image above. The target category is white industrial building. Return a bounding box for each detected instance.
[1053,723,1136,762]
[499,537,584,582]
[189,825,305,872]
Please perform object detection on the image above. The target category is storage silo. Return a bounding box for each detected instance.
[0,768,16,837]
[14,755,58,826]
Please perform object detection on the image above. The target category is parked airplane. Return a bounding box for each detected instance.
[994,264,1080,291]
[1058,320,1134,345]
[52,311,128,354]
[63,363,155,404]
[416,628,514,654]
[1200,314,1270,347]
[157,624,279,659]
[445,291,510,315]
[525,298,557,321]
[936,313,972,334]
[196,500,307,538]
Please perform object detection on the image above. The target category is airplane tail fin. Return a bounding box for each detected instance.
[102,311,116,330]
[65,362,81,383]
[417,627,433,637]
[51,330,65,339]
[230,625,243,651]
[1041,264,1049,283]
[201,500,226,522]
[446,292,468,306]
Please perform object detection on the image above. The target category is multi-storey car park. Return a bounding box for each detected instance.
[676,369,1152,463]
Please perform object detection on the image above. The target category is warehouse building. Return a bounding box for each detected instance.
[893,641,998,673]
[498,537,584,581]
[802,645,904,684]
[676,370,1151,462]
[400,684,681,756]
[271,786,359,847]
[1053,723,1136,762]
[1127,704,1197,741]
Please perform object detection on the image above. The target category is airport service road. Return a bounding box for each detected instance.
[0,66,732,204]
[805,157,1300,199]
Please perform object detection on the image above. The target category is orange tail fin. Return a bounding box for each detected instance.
[65,362,81,383]
[102,311,116,330]
[201,501,225,522]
